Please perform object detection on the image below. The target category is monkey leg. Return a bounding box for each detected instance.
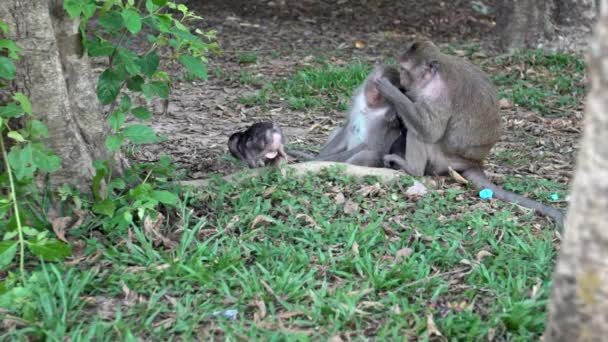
[317,127,347,157]
[314,143,367,162]
[385,133,427,176]
[345,149,384,168]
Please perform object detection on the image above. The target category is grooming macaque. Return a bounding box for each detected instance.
[228,121,288,168]
[375,39,564,226]
[312,65,404,167]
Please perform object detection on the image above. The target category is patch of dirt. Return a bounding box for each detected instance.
[129,0,579,192]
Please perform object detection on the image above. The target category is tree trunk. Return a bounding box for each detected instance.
[544,1,608,340]
[493,0,597,52]
[0,0,108,191]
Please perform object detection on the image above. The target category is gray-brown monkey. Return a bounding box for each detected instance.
[228,121,288,168]
[375,40,565,226]
[311,64,405,167]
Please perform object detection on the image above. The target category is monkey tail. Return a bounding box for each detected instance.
[461,168,565,229]
[285,148,316,161]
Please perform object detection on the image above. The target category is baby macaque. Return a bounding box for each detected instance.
[228,121,288,168]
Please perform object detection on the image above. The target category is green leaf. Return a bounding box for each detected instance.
[7,131,25,143]
[86,37,114,57]
[178,55,208,80]
[131,106,151,120]
[92,161,108,201]
[31,143,61,173]
[27,120,49,139]
[0,57,16,80]
[26,239,71,261]
[0,102,24,118]
[121,9,142,34]
[151,190,178,205]
[123,124,157,144]
[152,0,168,5]
[0,241,17,270]
[99,10,124,30]
[13,93,32,114]
[97,69,123,105]
[142,81,169,99]
[116,48,141,76]
[126,75,144,92]
[109,178,126,190]
[108,110,126,132]
[8,144,35,181]
[119,95,132,112]
[63,0,96,20]
[105,134,124,152]
[0,22,9,34]
[92,199,116,217]
[0,39,21,59]
[140,50,160,78]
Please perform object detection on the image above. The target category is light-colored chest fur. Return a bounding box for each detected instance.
[346,93,391,150]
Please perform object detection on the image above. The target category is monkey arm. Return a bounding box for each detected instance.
[315,143,367,162]
[317,126,348,157]
[376,78,448,143]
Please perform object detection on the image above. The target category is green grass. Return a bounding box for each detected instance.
[490,49,585,115]
[1,167,560,340]
[237,61,379,111]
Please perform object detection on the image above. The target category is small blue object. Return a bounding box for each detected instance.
[550,193,559,201]
[212,309,238,321]
[479,188,493,200]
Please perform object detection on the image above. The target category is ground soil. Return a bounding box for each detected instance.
[131,0,579,195]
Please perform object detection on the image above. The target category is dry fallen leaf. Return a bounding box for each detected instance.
[335,192,346,205]
[252,298,267,322]
[475,250,493,262]
[427,313,444,338]
[352,242,360,256]
[343,200,359,215]
[395,247,414,262]
[51,217,72,243]
[499,98,513,109]
[250,215,276,229]
[356,183,382,197]
[295,213,318,228]
[448,167,469,185]
[405,181,428,197]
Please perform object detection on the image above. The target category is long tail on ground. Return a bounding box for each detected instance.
[285,148,316,161]
[462,168,565,229]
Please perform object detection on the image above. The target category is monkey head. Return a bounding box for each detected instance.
[365,65,400,108]
[228,122,288,168]
[398,40,441,92]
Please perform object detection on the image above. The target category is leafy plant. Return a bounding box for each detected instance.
[61,0,218,230]
[0,24,69,275]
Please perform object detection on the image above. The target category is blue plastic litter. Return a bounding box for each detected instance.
[550,193,559,201]
[212,309,238,321]
[479,188,493,200]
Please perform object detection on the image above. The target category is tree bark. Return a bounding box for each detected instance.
[0,0,108,191]
[493,0,597,52]
[544,1,608,340]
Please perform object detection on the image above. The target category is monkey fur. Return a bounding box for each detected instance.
[301,64,406,167]
[228,121,288,168]
[375,39,564,227]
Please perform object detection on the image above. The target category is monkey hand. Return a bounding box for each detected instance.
[375,77,403,102]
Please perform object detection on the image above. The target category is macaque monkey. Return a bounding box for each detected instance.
[312,64,405,167]
[228,121,288,168]
[375,39,564,226]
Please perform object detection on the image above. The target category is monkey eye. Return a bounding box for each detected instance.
[429,60,439,71]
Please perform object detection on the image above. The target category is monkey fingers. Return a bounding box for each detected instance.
[375,77,403,102]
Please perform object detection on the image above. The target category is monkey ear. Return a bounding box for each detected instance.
[429,60,440,73]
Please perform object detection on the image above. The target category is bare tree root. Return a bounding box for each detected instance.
[177,161,406,188]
